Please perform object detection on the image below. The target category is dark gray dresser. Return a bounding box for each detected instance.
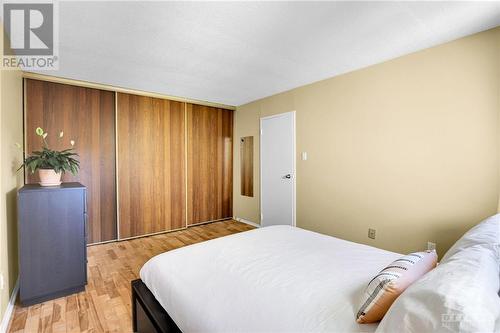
[18,182,87,306]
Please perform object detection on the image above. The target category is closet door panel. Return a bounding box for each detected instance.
[117,93,186,238]
[187,104,233,225]
[220,109,233,218]
[25,79,117,243]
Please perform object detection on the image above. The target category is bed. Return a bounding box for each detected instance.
[134,225,402,333]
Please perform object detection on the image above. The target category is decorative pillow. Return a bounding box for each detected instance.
[441,214,500,263]
[376,244,500,333]
[356,250,437,323]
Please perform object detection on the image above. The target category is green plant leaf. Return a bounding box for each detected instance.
[18,135,80,175]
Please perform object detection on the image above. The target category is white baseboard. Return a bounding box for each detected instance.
[233,217,260,228]
[0,279,19,333]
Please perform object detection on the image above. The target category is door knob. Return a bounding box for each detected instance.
[282,174,291,179]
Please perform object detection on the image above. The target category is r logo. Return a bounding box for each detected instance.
[3,3,53,56]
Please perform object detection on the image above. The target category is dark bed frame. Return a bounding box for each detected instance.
[131,279,182,333]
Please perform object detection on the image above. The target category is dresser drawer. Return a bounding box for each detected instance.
[18,183,87,305]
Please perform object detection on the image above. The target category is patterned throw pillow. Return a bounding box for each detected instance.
[356,250,437,324]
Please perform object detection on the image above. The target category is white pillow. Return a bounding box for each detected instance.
[441,214,500,262]
[376,244,500,333]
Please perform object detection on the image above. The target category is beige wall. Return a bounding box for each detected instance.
[0,33,24,321]
[233,27,500,258]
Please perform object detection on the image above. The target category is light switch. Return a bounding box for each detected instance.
[301,152,307,161]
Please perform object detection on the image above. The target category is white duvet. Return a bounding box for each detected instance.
[140,225,401,333]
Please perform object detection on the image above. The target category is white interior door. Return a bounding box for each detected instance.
[260,111,295,227]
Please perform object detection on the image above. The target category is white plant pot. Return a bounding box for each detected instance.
[38,169,62,186]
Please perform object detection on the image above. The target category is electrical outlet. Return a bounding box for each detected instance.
[0,273,4,290]
[427,242,436,251]
[368,228,376,239]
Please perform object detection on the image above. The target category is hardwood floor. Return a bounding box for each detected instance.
[7,220,254,333]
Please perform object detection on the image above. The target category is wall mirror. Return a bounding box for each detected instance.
[240,136,254,197]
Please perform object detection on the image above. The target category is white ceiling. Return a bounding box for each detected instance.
[30,1,500,106]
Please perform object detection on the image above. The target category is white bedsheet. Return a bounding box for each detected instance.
[140,225,401,333]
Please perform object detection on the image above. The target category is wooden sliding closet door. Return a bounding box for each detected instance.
[25,79,117,243]
[117,93,186,238]
[187,104,233,225]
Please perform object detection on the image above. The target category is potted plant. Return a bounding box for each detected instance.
[18,127,80,186]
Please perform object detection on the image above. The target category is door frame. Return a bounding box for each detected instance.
[259,111,296,227]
